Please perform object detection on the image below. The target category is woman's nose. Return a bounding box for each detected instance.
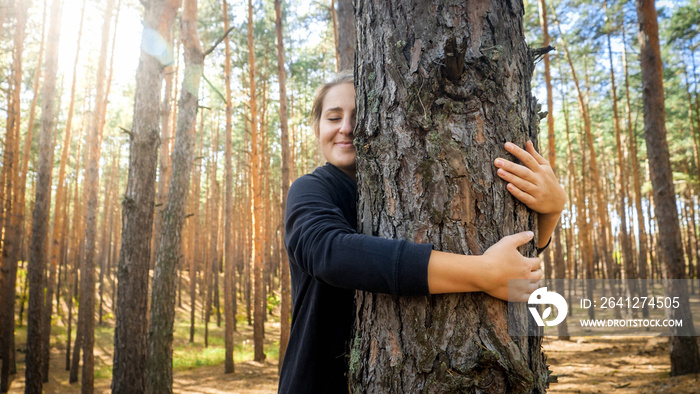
[340,117,353,134]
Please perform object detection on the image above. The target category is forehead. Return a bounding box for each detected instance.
[322,83,355,112]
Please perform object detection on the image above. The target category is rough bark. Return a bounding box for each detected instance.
[635,0,700,376]
[350,1,547,391]
[25,0,61,390]
[112,0,179,392]
[274,0,292,370]
[145,0,202,390]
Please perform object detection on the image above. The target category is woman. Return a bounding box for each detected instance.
[278,71,566,393]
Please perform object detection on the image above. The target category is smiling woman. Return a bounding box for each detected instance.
[315,81,357,180]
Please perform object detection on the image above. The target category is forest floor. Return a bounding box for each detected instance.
[5,278,700,393]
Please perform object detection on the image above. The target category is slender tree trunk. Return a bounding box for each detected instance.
[0,1,27,389]
[336,0,355,71]
[190,113,204,343]
[248,0,265,363]
[606,23,638,305]
[537,0,568,340]
[112,0,179,392]
[146,0,203,389]
[222,0,236,374]
[635,0,700,376]
[350,1,547,391]
[274,0,292,370]
[26,0,62,390]
[555,12,621,318]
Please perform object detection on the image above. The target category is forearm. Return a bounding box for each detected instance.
[427,250,488,294]
[537,211,561,249]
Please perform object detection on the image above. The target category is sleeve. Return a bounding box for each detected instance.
[285,175,432,296]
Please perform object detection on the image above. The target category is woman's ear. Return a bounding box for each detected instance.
[314,125,320,139]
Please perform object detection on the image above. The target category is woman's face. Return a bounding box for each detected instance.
[317,83,357,179]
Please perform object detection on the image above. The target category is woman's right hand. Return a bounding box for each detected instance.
[479,231,543,302]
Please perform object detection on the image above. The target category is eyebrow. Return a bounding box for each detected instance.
[324,107,356,114]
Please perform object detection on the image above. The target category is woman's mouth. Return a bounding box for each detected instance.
[335,141,354,148]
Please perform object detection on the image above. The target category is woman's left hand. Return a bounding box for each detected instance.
[494,140,566,215]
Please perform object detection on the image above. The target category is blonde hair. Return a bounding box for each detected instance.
[310,70,354,137]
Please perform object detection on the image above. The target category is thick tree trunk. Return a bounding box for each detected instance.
[350,1,547,391]
[26,0,62,390]
[274,0,292,370]
[146,0,203,390]
[635,0,700,376]
[112,0,179,392]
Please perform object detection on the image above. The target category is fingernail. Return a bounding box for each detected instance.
[495,159,502,167]
[527,231,534,238]
[505,142,513,149]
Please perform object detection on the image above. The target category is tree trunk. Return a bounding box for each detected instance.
[146,0,203,389]
[606,22,638,304]
[555,13,621,318]
[635,0,700,376]
[274,0,292,371]
[112,0,179,392]
[222,0,236,374]
[336,0,355,71]
[537,0,568,340]
[248,0,265,363]
[0,1,27,390]
[26,0,61,390]
[350,1,547,391]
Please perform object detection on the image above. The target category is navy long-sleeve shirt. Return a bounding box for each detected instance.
[278,163,433,393]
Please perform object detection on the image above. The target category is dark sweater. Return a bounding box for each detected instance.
[278,163,433,393]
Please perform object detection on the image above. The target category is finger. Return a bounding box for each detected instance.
[530,257,542,271]
[526,140,549,165]
[494,158,534,182]
[504,230,535,247]
[530,268,543,281]
[505,142,540,171]
[506,183,536,207]
[497,168,537,195]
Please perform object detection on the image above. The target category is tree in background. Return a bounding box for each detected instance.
[350,0,547,391]
[25,0,62,390]
[635,0,700,376]
[112,0,179,392]
[146,0,204,390]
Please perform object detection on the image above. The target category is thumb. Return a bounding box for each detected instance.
[506,231,535,248]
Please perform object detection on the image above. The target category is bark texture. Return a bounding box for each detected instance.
[112,0,179,392]
[145,0,202,390]
[350,1,547,392]
[26,0,62,390]
[635,0,700,376]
